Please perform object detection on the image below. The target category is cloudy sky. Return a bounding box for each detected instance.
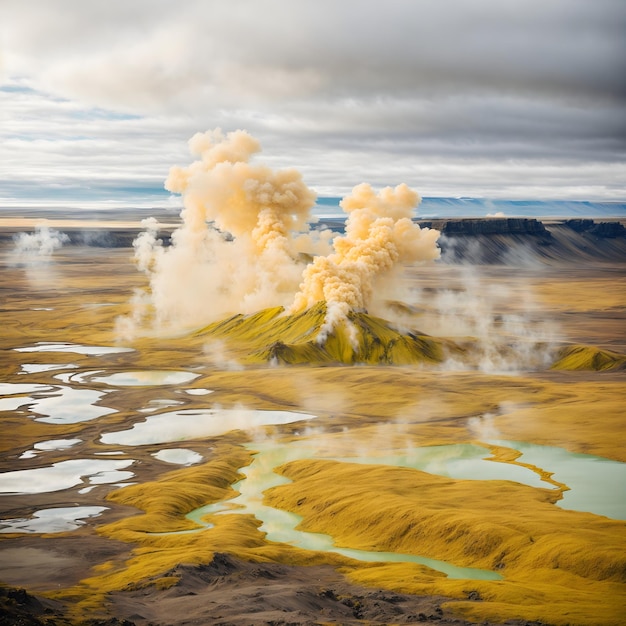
[1,0,625,209]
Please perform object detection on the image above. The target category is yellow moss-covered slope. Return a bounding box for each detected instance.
[265,458,626,625]
[195,302,626,371]
[196,302,454,365]
[52,444,354,619]
[551,344,626,371]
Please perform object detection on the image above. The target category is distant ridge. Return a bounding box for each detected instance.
[313,197,626,219]
[2,218,624,262]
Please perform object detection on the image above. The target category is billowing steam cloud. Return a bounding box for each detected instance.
[291,183,440,341]
[118,129,440,339]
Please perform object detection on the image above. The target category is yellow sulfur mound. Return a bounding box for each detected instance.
[196,301,455,365]
[551,344,626,371]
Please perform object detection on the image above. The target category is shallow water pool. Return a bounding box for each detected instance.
[487,439,626,520]
[20,438,82,459]
[89,370,200,386]
[0,506,108,533]
[0,383,115,424]
[177,435,626,580]
[152,448,204,466]
[0,459,134,495]
[183,443,502,580]
[19,363,77,374]
[101,408,317,445]
[14,342,134,355]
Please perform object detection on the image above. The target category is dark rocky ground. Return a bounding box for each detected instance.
[1,554,550,626]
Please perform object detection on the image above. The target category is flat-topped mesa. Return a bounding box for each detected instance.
[195,302,451,366]
[563,219,626,238]
[418,218,551,237]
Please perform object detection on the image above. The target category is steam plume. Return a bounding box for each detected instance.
[118,129,440,340]
[290,183,440,341]
[10,223,68,265]
[118,129,322,336]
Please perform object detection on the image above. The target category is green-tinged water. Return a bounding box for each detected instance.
[177,437,626,579]
[183,444,502,580]
[487,439,626,520]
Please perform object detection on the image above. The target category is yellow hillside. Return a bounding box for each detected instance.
[196,302,452,365]
[195,303,626,370]
[265,458,626,625]
[551,344,626,371]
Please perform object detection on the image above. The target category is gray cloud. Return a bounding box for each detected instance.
[1,0,625,203]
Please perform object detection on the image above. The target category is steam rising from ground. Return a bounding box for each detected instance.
[434,269,557,372]
[117,129,439,339]
[116,128,558,373]
[291,183,440,343]
[9,223,69,290]
[9,223,68,265]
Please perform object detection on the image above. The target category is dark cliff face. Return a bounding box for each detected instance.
[411,218,626,265]
[419,218,551,238]
[563,219,626,238]
[417,217,626,239]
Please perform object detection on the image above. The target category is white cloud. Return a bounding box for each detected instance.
[0,0,625,205]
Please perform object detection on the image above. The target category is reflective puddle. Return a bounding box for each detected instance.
[14,342,134,355]
[0,459,134,495]
[0,383,115,424]
[19,363,77,374]
[0,506,108,533]
[487,439,626,520]
[0,383,56,404]
[101,409,317,445]
[152,448,204,466]
[138,399,185,413]
[20,438,82,459]
[74,370,200,386]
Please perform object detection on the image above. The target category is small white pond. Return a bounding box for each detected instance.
[57,370,201,387]
[0,506,108,533]
[0,459,134,495]
[0,383,115,424]
[19,363,78,374]
[152,448,204,466]
[100,409,317,446]
[14,342,134,355]
[20,438,82,459]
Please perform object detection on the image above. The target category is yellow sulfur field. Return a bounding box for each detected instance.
[1,237,625,625]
